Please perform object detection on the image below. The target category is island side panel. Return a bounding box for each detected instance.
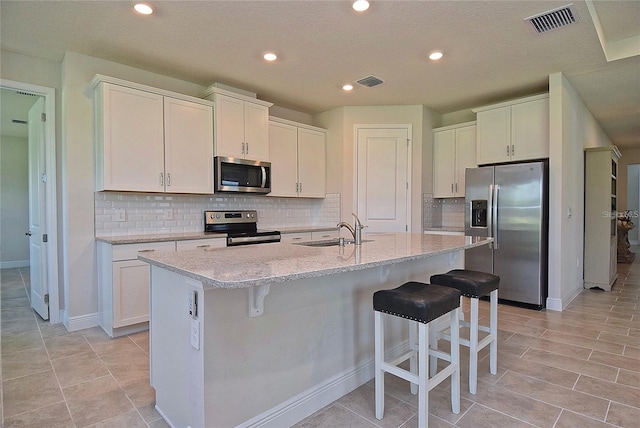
[199,251,463,427]
[150,266,205,428]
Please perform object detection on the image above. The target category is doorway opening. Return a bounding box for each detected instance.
[0,80,59,323]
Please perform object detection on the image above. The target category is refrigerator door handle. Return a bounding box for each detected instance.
[488,184,494,249]
[493,185,500,249]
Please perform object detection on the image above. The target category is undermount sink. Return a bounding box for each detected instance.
[294,238,373,247]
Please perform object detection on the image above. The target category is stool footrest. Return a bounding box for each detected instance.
[380,362,419,385]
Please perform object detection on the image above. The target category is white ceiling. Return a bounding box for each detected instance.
[1,0,639,148]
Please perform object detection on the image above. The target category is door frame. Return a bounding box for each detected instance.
[1,79,60,324]
[353,124,412,232]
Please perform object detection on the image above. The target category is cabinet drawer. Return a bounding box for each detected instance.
[280,232,312,244]
[176,238,226,251]
[112,241,176,261]
[312,230,339,240]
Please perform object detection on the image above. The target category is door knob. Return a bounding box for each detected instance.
[25,231,32,236]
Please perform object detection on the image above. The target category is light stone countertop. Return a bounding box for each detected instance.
[139,232,492,290]
[95,226,337,245]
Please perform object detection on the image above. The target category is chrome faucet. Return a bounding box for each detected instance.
[337,212,365,245]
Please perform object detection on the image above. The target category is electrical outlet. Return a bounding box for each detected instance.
[115,209,126,222]
[164,208,173,220]
[190,319,200,350]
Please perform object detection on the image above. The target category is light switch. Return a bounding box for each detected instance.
[190,319,200,350]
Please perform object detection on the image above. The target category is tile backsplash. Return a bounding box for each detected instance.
[423,194,465,229]
[95,192,341,237]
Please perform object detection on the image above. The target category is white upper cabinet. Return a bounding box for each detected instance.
[92,76,214,194]
[433,122,476,198]
[202,88,272,162]
[95,82,165,192]
[269,118,326,198]
[474,94,549,165]
[163,97,214,194]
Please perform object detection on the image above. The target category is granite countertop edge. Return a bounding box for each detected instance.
[139,234,492,290]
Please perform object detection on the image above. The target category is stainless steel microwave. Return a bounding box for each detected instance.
[214,156,271,194]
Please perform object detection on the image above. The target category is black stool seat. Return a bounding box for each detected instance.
[373,282,461,324]
[430,270,499,298]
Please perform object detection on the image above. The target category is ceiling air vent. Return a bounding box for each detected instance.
[356,75,384,88]
[525,4,578,34]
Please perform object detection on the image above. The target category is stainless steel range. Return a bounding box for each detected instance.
[204,210,280,246]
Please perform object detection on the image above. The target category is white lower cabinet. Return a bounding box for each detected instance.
[280,232,312,244]
[176,238,226,251]
[280,229,338,244]
[98,241,176,337]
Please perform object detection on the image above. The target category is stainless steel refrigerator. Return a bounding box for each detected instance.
[465,161,548,309]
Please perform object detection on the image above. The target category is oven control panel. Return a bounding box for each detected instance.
[204,210,257,225]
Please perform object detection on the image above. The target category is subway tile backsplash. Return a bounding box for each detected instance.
[95,192,341,237]
[423,194,465,230]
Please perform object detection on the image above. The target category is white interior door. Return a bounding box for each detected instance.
[356,126,410,232]
[28,97,49,320]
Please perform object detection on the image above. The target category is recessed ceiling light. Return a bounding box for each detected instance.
[428,51,444,61]
[133,3,154,15]
[352,0,370,12]
[342,84,354,91]
[263,52,278,62]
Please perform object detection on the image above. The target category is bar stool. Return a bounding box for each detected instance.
[429,269,499,394]
[373,281,461,428]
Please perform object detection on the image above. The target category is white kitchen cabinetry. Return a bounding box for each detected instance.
[201,87,273,161]
[584,146,621,291]
[280,232,312,244]
[474,94,549,165]
[433,122,476,198]
[93,76,214,193]
[269,118,326,198]
[176,237,226,251]
[98,240,176,337]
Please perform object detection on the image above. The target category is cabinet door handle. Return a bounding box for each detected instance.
[506,145,510,156]
[138,249,155,253]
[246,143,249,154]
[160,173,164,186]
[451,183,454,193]
[299,182,302,193]
[455,183,458,193]
[196,245,210,248]
[511,144,514,156]
[167,173,171,187]
[242,142,246,154]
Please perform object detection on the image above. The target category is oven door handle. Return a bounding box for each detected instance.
[227,235,280,246]
[261,166,267,188]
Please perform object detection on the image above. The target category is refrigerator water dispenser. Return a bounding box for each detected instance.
[471,200,488,228]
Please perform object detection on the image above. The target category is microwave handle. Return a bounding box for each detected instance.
[261,166,267,188]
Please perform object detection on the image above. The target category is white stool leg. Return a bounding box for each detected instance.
[418,322,429,428]
[469,297,479,394]
[428,321,438,378]
[409,320,418,395]
[489,289,498,375]
[374,311,385,420]
[450,307,460,414]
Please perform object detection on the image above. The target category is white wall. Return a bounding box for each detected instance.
[547,72,612,311]
[314,105,434,233]
[0,135,29,266]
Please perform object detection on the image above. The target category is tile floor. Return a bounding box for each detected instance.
[1,256,639,427]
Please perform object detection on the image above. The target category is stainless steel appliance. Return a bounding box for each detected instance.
[214,156,271,194]
[204,210,280,246]
[465,161,548,309]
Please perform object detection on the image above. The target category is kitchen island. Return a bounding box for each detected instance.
[140,233,491,428]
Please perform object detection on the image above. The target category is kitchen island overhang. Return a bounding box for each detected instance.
[141,233,492,428]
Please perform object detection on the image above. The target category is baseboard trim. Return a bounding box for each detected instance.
[546,283,583,312]
[237,341,409,428]
[64,312,100,331]
[0,260,29,269]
